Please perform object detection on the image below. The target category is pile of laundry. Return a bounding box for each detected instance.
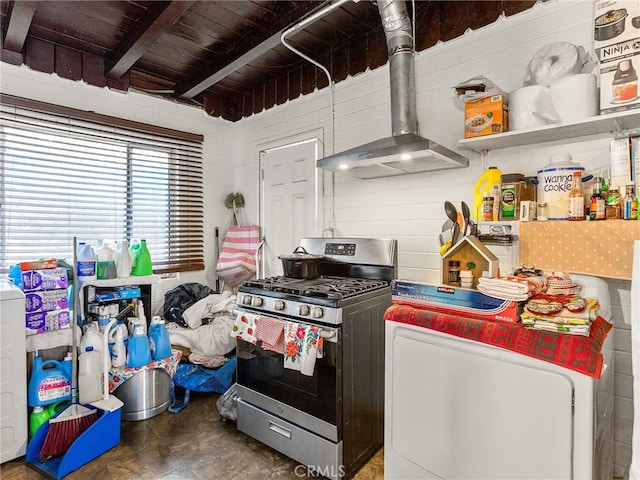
[478,272,602,336]
[163,283,237,365]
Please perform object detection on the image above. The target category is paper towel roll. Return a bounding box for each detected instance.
[525,42,583,86]
[509,85,559,131]
[549,73,598,124]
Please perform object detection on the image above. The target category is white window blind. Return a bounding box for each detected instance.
[0,95,204,274]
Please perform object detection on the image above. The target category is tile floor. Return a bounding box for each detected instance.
[1,391,384,480]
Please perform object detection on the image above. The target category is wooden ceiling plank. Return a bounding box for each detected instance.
[174,1,323,99]
[4,0,37,52]
[106,0,196,79]
[175,28,286,99]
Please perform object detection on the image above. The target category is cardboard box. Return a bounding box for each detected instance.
[599,52,640,114]
[21,268,69,292]
[392,280,521,323]
[610,137,633,190]
[594,0,640,56]
[25,289,69,314]
[26,308,70,335]
[464,94,508,138]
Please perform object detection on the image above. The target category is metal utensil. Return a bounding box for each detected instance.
[444,201,459,244]
[444,201,458,224]
[461,201,470,236]
[452,223,460,244]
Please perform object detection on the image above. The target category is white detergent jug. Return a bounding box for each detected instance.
[78,346,103,404]
[111,327,126,367]
[77,242,97,283]
[95,241,117,279]
[80,323,103,354]
[114,240,132,278]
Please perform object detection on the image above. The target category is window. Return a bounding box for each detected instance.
[0,95,204,275]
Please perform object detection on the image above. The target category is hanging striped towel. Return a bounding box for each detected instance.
[215,225,261,287]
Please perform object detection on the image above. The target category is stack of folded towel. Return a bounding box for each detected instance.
[520,294,600,336]
[477,275,547,301]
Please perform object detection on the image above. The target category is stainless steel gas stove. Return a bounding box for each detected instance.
[235,237,397,479]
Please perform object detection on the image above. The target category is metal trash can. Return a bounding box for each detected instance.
[113,368,171,421]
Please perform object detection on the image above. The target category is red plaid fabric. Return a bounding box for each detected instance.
[385,304,611,378]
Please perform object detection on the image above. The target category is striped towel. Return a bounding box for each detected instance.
[215,225,261,287]
[477,275,546,301]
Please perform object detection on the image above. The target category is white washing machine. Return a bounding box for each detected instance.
[0,280,27,463]
[385,274,614,480]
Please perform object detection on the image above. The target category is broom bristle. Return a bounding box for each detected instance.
[39,410,99,461]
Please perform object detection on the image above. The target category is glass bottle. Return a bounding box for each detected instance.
[589,177,606,221]
[623,184,638,220]
[568,171,585,221]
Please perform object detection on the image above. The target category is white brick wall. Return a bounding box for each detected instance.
[1,0,635,476]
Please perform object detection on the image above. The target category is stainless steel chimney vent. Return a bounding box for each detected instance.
[317,0,468,179]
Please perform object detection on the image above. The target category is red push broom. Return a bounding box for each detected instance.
[39,237,99,461]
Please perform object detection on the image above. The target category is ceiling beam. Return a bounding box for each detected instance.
[3,0,37,52]
[105,0,195,79]
[175,1,321,100]
[175,29,286,100]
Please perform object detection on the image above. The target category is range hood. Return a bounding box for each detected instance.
[317,0,468,179]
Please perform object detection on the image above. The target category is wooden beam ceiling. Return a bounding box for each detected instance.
[3,0,37,52]
[106,1,196,79]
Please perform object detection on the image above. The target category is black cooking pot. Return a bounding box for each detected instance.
[278,246,323,279]
[595,8,628,41]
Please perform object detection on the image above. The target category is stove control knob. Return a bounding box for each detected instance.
[242,295,252,305]
[298,304,310,316]
[274,300,286,311]
[311,307,324,319]
[251,296,263,307]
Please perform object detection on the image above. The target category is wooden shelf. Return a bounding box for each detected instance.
[518,220,640,280]
[459,110,640,152]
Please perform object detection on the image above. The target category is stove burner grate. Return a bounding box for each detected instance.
[241,276,388,300]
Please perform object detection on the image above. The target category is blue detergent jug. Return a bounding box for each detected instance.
[127,324,152,368]
[28,356,72,407]
[148,316,171,360]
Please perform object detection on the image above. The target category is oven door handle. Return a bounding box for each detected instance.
[234,308,340,343]
[320,330,336,339]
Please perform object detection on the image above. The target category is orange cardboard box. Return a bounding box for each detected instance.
[464,94,508,138]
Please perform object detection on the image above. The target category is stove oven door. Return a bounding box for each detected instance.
[235,314,341,442]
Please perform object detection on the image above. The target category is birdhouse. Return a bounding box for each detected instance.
[441,235,499,288]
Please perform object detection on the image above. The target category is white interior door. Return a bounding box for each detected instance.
[260,138,319,277]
